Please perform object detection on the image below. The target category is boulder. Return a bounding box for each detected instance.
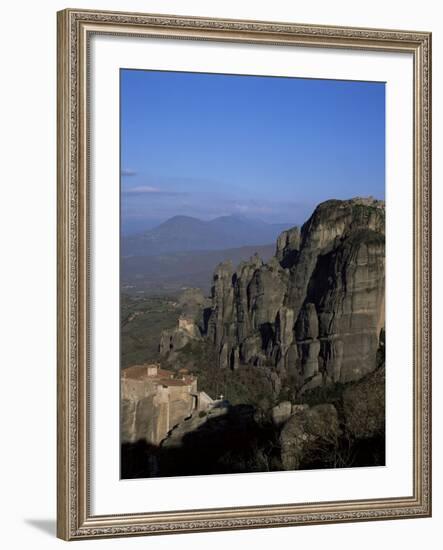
[280,404,340,470]
[342,366,385,439]
[271,401,292,426]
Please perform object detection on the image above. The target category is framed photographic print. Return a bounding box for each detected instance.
[57,8,432,540]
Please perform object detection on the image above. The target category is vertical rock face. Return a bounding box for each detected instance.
[121,365,198,445]
[204,197,385,391]
[276,226,300,267]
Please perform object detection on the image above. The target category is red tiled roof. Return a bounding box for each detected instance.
[157,368,174,378]
[158,379,188,387]
[122,365,148,380]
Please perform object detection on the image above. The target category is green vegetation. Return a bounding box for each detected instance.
[121,293,180,368]
[121,288,281,415]
[352,202,384,216]
[295,382,347,412]
[163,340,276,410]
[351,203,385,228]
[121,243,275,295]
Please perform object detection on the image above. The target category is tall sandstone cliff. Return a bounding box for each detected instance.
[204,197,385,392]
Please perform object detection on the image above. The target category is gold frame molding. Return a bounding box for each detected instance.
[57,8,432,541]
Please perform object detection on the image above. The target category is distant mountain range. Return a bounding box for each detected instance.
[122,215,293,257]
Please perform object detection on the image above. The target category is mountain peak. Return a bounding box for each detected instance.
[161,215,202,225]
[122,215,292,257]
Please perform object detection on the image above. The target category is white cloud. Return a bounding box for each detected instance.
[123,186,185,196]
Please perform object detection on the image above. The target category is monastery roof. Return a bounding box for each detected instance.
[123,365,164,378]
[122,365,149,380]
[159,378,190,387]
[157,368,175,378]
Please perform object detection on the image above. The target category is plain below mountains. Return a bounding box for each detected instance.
[122,243,276,295]
[122,215,292,257]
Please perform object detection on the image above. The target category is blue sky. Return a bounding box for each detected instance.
[121,69,385,233]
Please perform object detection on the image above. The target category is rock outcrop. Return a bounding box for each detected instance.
[159,315,201,356]
[271,400,293,426]
[342,365,385,439]
[204,197,385,391]
[159,288,208,357]
[161,402,230,448]
[279,403,341,470]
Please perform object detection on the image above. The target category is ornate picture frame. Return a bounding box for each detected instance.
[57,8,431,540]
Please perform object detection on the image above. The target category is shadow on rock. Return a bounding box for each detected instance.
[122,404,281,478]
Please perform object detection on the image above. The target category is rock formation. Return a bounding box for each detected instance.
[203,197,385,392]
[271,400,293,426]
[342,365,385,439]
[159,288,207,357]
[279,403,341,470]
[159,314,201,356]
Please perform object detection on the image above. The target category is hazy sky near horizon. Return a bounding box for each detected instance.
[121,69,385,233]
